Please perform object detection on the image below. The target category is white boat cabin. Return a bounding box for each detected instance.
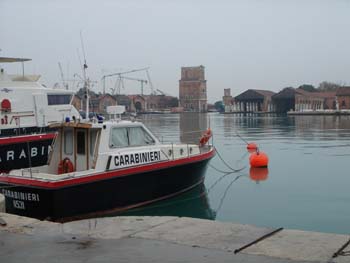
[20,118,201,178]
[0,57,80,132]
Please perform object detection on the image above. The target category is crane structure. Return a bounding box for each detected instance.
[57,62,77,90]
[121,76,147,95]
[156,89,171,96]
[101,67,155,95]
[58,62,68,90]
[111,76,148,95]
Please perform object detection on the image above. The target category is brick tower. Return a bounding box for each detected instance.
[179,65,207,112]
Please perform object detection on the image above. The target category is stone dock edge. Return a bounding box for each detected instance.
[0,212,349,263]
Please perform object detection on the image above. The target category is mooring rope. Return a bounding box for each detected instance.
[214,146,246,172]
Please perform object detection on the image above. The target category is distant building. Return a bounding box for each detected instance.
[336,86,350,109]
[222,89,234,112]
[179,66,207,112]
[82,94,117,114]
[234,89,276,112]
[272,88,334,113]
[98,94,117,113]
[128,94,178,112]
[72,95,82,111]
[129,95,146,112]
[114,95,131,112]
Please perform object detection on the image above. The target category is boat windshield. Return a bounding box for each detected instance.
[110,126,155,148]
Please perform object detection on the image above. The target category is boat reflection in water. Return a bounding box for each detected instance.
[116,183,216,220]
[180,113,208,144]
[249,167,269,184]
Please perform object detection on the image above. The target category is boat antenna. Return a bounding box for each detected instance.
[79,31,89,120]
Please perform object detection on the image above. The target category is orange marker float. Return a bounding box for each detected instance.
[249,150,269,168]
[246,142,258,153]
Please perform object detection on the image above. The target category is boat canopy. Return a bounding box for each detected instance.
[0,57,32,63]
[8,74,41,82]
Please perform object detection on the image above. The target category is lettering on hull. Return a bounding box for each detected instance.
[111,150,162,169]
[2,189,40,202]
[2,189,41,211]
[0,139,52,171]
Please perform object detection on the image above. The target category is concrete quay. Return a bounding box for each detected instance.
[0,212,349,263]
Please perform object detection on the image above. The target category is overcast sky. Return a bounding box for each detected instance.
[1,0,350,102]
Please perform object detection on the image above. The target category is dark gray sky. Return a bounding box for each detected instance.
[1,0,350,102]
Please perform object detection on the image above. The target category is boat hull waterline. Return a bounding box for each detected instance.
[0,149,215,221]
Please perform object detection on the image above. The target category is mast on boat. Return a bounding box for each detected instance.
[79,31,90,121]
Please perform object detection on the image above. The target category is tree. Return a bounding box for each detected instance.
[298,84,316,92]
[317,81,341,91]
[214,101,224,112]
[168,97,179,107]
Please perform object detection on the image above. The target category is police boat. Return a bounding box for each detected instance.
[0,105,215,221]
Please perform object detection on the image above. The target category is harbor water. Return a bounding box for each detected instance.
[120,113,350,235]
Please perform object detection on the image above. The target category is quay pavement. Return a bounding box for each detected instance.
[0,194,4,213]
[0,212,349,263]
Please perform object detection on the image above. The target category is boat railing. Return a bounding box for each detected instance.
[12,168,76,181]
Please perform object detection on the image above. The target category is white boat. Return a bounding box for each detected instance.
[0,57,80,172]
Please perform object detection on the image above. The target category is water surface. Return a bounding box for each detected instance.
[122,113,350,234]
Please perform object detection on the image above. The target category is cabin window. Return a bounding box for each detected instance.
[110,127,128,148]
[128,127,155,146]
[64,130,73,155]
[90,130,97,156]
[109,127,155,148]
[77,131,86,154]
[47,94,72,105]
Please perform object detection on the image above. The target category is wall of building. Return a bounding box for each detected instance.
[98,95,117,113]
[179,66,207,112]
[324,97,336,110]
[222,88,233,110]
[294,94,324,111]
[72,95,82,111]
[337,95,350,109]
[129,95,178,112]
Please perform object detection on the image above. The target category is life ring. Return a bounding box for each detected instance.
[199,128,212,146]
[58,158,75,174]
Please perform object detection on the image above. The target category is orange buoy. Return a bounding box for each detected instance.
[246,143,258,153]
[249,151,269,168]
[249,167,269,183]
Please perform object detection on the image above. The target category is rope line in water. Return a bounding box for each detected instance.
[206,169,235,192]
[235,131,249,145]
[208,164,234,174]
[214,146,246,172]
